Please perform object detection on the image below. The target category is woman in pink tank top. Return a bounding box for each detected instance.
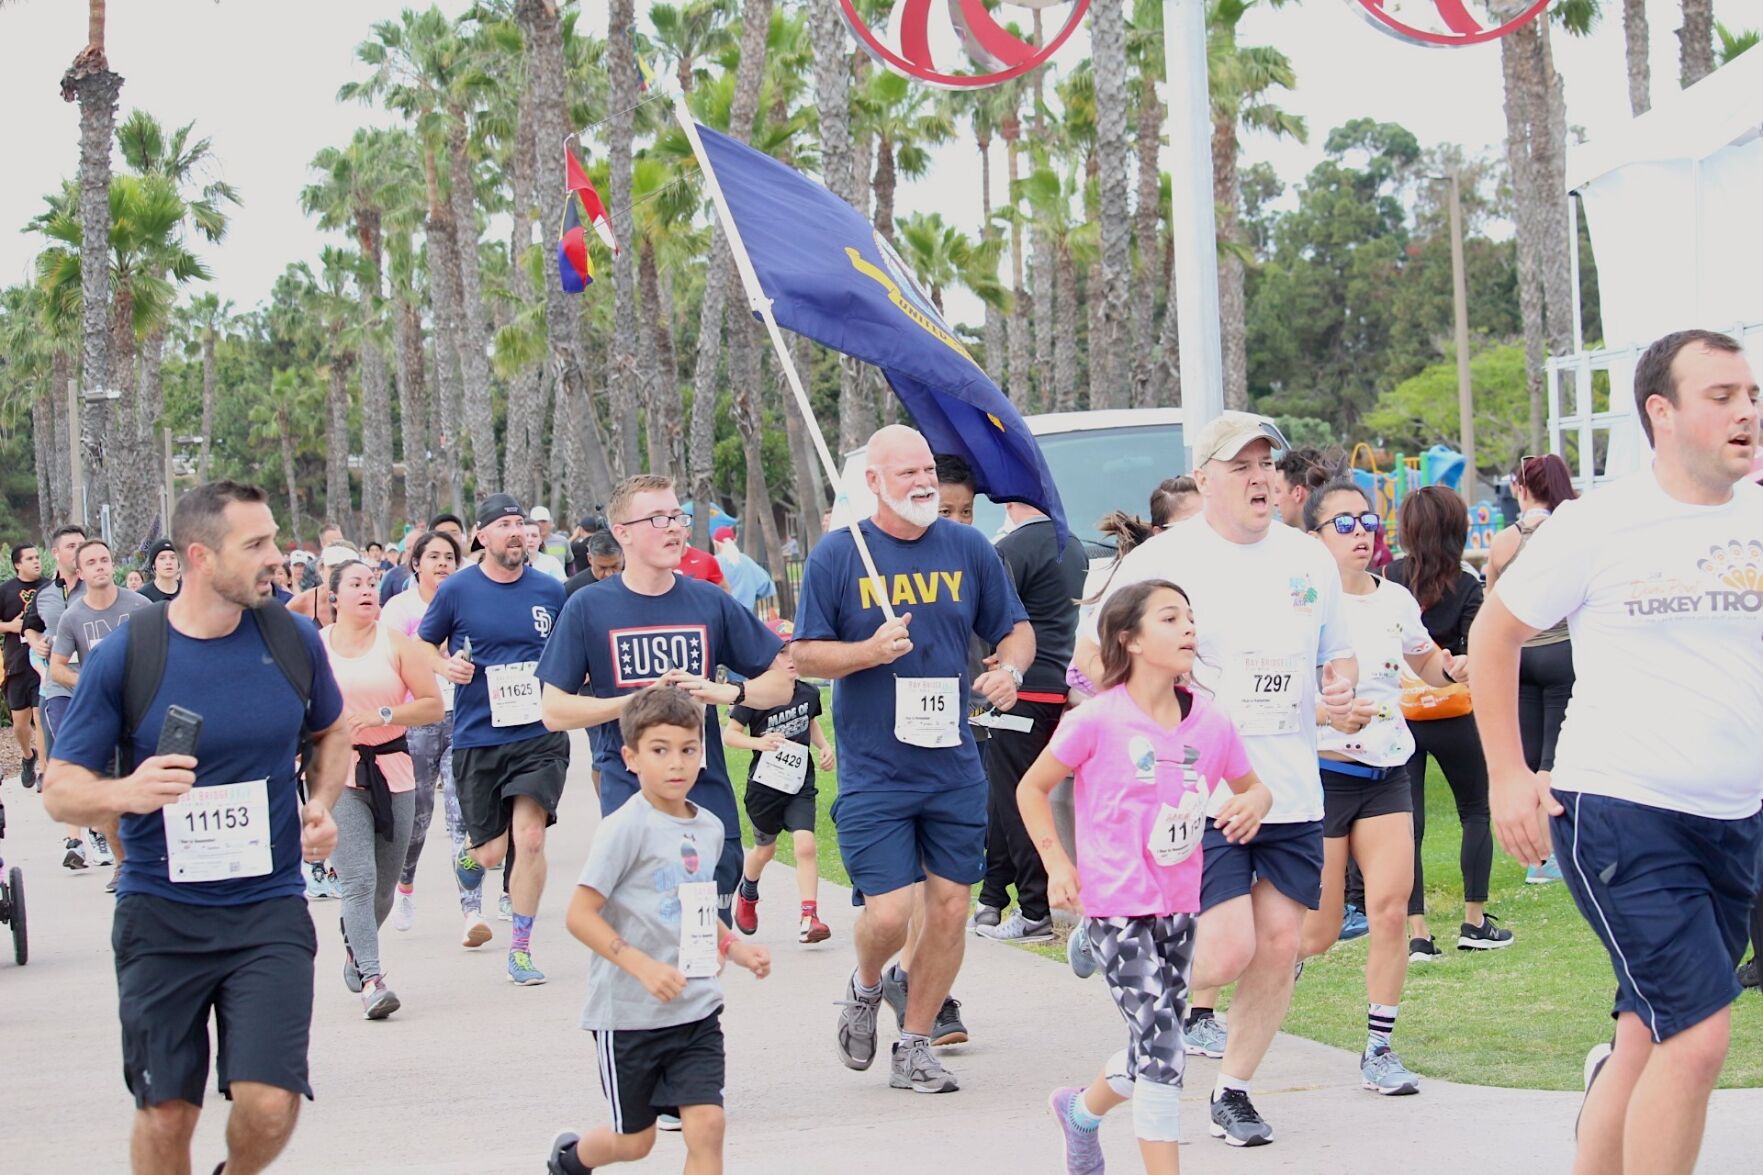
[322,558,443,1020]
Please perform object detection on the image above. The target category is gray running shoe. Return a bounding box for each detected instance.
[978,910,1055,943]
[1208,1088,1272,1147]
[546,1130,581,1175]
[656,1112,682,1132]
[889,1036,959,1093]
[881,963,908,1030]
[1360,1047,1421,1095]
[361,979,401,1021]
[1183,1013,1227,1058]
[1457,913,1514,950]
[968,903,1002,932]
[1068,921,1097,979]
[1048,1086,1105,1174]
[836,972,882,1070]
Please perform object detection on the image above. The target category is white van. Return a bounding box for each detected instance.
[829,407,1188,558]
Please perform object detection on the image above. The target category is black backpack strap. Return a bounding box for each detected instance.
[120,603,173,774]
[252,603,317,803]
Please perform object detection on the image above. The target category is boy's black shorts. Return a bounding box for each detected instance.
[593,1009,725,1133]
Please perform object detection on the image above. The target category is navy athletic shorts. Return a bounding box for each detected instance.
[1199,818,1326,913]
[1552,789,1763,1042]
[833,780,987,906]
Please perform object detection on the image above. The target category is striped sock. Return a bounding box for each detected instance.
[1368,1002,1399,1053]
[739,876,761,901]
[512,913,534,954]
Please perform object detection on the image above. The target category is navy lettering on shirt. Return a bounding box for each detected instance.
[792,518,1026,794]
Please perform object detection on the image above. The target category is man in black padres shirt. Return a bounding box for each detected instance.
[973,501,1088,942]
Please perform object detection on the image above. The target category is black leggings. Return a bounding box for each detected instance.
[1518,640,1574,773]
[1405,714,1492,918]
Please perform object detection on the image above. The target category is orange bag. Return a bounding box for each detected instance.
[1400,676,1471,722]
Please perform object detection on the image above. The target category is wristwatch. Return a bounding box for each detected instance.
[1004,664,1024,688]
[378,705,394,725]
[731,679,748,707]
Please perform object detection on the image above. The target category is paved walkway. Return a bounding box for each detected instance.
[2,733,1756,1172]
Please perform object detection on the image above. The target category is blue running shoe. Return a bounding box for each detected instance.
[1525,857,1564,884]
[1339,904,1370,941]
[1184,1012,1227,1058]
[1068,921,1098,979]
[454,851,485,892]
[508,949,547,986]
[1361,1046,1421,1095]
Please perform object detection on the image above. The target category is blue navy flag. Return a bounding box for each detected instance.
[694,123,1069,548]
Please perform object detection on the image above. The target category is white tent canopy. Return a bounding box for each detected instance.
[1553,49,1763,482]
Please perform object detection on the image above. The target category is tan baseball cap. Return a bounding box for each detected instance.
[1191,411,1290,466]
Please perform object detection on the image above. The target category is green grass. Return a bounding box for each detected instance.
[722,695,1763,1090]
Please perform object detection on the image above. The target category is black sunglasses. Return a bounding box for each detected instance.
[1321,511,1381,535]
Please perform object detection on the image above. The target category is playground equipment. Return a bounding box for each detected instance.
[1350,442,1498,554]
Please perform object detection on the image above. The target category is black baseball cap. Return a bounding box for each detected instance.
[475,494,524,530]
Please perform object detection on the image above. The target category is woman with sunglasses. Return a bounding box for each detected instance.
[1485,453,1578,884]
[1296,480,1465,1095]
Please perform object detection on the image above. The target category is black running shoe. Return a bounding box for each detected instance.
[1457,913,1515,950]
[1737,957,1761,990]
[19,754,36,790]
[1209,1088,1273,1147]
[932,997,968,1046]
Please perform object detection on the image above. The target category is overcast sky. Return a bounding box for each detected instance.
[2,0,1757,328]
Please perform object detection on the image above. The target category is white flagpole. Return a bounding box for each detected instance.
[672,94,897,624]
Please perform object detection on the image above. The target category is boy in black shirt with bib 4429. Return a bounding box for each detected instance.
[727,624,837,945]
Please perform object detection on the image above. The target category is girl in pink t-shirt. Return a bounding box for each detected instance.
[1019,579,1271,1173]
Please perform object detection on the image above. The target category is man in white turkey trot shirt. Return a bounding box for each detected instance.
[1471,329,1763,1175]
[1075,411,1357,1148]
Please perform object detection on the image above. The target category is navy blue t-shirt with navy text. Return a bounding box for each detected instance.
[534,573,782,837]
[418,564,564,749]
[792,518,1025,793]
[51,606,344,907]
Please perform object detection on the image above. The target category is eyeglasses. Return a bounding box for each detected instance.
[618,512,694,530]
[1322,511,1382,535]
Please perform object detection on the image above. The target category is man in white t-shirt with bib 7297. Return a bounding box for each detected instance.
[1471,328,1763,1175]
[1077,411,1357,1148]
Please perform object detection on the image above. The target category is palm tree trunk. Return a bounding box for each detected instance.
[327,356,354,535]
[787,332,825,547]
[425,150,469,514]
[503,78,539,506]
[1536,22,1574,359]
[1091,0,1133,413]
[33,388,56,531]
[394,292,432,525]
[1679,0,1714,87]
[1032,226,1056,413]
[977,134,1007,382]
[810,0,871,453]
[873,137,897,242]
[1154,251,1181,407]
[1132,72,1163,409]
[1005,133,1032,411]
[359,305,393,543]
[198,326,217,481]
[639,242,669,476]
[63,60,123,522]
[1212,119,1250,411]
[520,0,614,517]
[1502,22,1549,452]
[607,0,643,480]
[1623,0,1651,115]
[446,121,501,496]
[1053,247,1079,412]
[277,406,302,545]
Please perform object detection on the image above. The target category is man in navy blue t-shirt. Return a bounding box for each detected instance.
[536,473,794,921]
[419,494,566,986]
[793,425,1032,1095]
[45,481,350,1174]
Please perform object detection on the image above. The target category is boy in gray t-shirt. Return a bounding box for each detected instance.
[548,686,770,1175]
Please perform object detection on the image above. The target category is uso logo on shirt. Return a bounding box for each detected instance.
[610,624,708,688]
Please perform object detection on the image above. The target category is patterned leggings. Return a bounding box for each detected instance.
[1089,913,1195,1089]
[404,716,476,914]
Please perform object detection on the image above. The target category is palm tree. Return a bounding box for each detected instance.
[249,366,325,543]
[650,0,736,103]
[854,71,954,245]
[314,247,362,536]
[895,212,1010,319]
[807,0,873,454]
[302,127,410,540]
[183,291,232,481]
[1716,22,1761,63]
[1680,0,1715,85]
[1623,0,1651,114]
[1088,0,1133,412]
[995,81,1035,411]
[1209,0,1306,411]
[604,0,646,480]
[56,0,123,522]
[1127,0,1167,407]
[1018,166,1096,413]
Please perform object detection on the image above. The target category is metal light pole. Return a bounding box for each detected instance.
[1446,168,1475,484]
[1162,0,1225,458]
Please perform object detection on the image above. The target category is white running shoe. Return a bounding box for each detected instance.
[462,912,492,949]
[392,889,416,932]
